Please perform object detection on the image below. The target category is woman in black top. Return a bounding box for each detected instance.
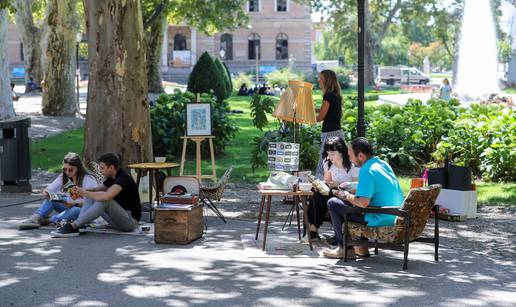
[315,69,344,179]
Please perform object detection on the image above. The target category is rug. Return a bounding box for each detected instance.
[241,233,330,258]
[41,222,154,236]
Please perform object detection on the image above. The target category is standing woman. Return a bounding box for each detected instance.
[18,152,98,229]
[315,69,344,179]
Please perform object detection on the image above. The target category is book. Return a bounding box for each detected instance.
[306,177,331,196]
[48,192,73,203]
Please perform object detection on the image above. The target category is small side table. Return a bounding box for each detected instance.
[255,189,313,251]
[128,162,179,221]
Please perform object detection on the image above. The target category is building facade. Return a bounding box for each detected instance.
[162,0,313,82]
[7,0,313,83]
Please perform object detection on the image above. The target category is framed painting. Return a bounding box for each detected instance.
[186,103,211,136]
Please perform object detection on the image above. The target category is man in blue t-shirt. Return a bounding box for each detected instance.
[323,137,404,259]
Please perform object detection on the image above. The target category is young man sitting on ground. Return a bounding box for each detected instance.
[323,137,404,259]
[52,153,141,237]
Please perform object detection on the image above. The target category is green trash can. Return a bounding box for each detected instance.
[0,117,32,193]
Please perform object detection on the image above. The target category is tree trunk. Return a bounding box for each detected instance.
[41,0,79,116]
[83,0,152,170]
[364,1,376,86]
[145,13,166,93]
[0,9,15,120]
[12,0,44,85]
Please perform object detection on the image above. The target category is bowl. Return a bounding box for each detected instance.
[298,182,313,192]
[154,157,166,163]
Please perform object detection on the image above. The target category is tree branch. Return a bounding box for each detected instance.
[143,0,167,29]
[377,0,402,43]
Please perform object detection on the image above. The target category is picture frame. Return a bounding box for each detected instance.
[186,103,212,136]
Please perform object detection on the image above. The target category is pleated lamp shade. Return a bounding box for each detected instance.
[272,80,316,124]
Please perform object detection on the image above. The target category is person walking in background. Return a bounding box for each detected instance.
[314,69,344,179]
[439,78,452,101]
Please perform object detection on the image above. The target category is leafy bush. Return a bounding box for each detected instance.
[249,93,276,131]
[232,72,253,90]
[222,61,233,94]
[150,91,239,159]
[187,52,227,101]
[265,68,304,88]
[213,57,230,101]
[433,104,516,181]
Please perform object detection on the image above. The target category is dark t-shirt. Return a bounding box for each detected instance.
[322,92,342,133]
[103,169,142,221]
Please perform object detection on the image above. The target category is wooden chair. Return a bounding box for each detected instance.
[343,184,442,270]
[199,166,234,223]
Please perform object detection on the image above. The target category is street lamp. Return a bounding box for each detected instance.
[357,0,366,137]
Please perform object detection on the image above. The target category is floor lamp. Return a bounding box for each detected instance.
[272,80,317,144]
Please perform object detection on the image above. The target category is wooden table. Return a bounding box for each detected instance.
[255,189,313,251]
[128,162,180,221]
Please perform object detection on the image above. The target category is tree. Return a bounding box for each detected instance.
[83,0,152,169]
[41,0,79,116]
[11,0,46,85]
[142,0,248,93]
[187,51,221,97]
[0,4,15,120]
[222,61,233,94]
[213,56,230,101]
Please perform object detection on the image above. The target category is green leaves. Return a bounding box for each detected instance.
[249,93,275,131]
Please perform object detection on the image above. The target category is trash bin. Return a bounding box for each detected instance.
[0,117,32,193]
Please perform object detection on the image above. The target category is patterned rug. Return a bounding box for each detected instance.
[241,233,330,258]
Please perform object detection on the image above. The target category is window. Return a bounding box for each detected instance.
[275,33,288,60]
[248,33,261,60]
[173,33,187,50]
[276,0,287,12]
[220,34,233,60]
[248,0,259,12]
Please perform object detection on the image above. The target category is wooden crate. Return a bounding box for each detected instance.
[154,204,203,244]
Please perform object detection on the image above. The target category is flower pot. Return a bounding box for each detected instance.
[447,164,472,191]
[428,167,448,188]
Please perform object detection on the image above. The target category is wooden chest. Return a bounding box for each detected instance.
[154,204,203,244]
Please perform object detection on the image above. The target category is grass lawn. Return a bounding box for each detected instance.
[503,88,516,94]
[31,90,515,207]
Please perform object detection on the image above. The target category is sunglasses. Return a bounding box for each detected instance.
[62,167,76,173]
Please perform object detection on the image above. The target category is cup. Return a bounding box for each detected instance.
[154,157,166,163]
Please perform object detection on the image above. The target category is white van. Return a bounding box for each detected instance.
[377,66,430,85]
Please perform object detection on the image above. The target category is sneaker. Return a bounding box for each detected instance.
[323,246,356,259]
[19,216,41,230]
[51,223,79,238]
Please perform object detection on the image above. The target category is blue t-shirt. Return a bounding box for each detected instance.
[355,157,404,227]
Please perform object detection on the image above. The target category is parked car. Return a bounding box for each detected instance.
[377,66,430,85]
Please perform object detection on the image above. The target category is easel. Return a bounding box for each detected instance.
[179,136,217,182]
[180,93,217,182]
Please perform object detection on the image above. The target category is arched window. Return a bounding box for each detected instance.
[173,33,187,50]
[220,34,233,60]
[276,33,288,60]
[248,33,261,60]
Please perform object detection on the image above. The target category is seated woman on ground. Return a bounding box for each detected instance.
[19,152,98,230]
[308,136,359,239]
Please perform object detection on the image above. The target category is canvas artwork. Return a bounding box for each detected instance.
[186,103,211,136]
[267,142,300,172]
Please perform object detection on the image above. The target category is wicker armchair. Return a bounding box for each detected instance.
[343,184,442,270]
[85,161,105,184]
[199,166,234,223]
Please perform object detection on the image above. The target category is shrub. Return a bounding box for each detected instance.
[222,62,233,94]
[187,52,226,101]
[150,91,239,159]
[249,92,276,131]
[213,57,230,101]
[265,68,304,88]
[232,72,253,90]
[433,104,516,181]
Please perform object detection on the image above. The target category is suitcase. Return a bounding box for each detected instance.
[154,204,203,244]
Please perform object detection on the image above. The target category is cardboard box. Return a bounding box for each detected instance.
[154,204,203,244]
[435,189,477,219]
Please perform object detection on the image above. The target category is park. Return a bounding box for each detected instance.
[0,0,515,306]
